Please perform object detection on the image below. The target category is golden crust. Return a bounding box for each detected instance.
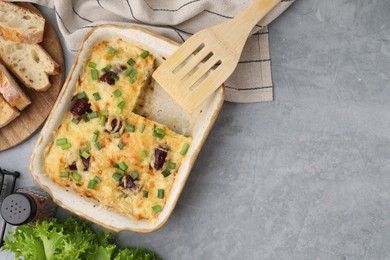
[0,28,43,44]
[0,1,45,44]
[0,63,31,110]
[0,93,19,128]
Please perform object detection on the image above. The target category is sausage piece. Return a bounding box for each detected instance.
[119,175,138,191]
[100,71,117,85]
[70,98,92,120]
[154,147,168,171]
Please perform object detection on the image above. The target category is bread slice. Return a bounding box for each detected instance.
[0,1,45,44]
[0,93,19,128]
[0,41,59,91]
[0,63,31,110]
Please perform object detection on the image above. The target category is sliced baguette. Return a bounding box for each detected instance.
[0,41,59,91]
[0,93,19,128]
[0,63,31,110]
[0,1,45,44]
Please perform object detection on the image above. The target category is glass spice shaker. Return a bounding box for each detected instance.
[0,186,57,226]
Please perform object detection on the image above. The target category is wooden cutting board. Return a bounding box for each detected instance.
[0,3,65,152]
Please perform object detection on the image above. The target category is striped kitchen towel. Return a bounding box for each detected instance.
[11,0,295,103]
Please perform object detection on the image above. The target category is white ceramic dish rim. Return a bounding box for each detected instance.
[30,25,224,233]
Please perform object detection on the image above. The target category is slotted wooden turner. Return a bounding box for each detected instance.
[153,0,281,113]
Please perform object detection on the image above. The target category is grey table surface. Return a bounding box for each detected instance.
[1,1,390,259]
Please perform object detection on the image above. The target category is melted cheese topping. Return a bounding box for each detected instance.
[44,39,192,222]
[77,38,154,115]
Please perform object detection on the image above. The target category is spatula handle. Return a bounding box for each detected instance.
[210,0,281,50]
[216,0,280,45]
[235,0,280,30]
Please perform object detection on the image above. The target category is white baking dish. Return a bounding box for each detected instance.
[30,25,224,232]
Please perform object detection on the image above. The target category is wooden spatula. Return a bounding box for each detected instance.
[152,0,281,113]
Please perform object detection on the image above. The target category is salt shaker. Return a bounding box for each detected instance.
[0,186,57,225]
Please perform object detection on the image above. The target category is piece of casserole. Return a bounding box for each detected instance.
[44,38,192,222]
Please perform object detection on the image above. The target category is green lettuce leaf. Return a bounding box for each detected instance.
[114,248,161,260]
[33,220,65,260]
[94,244,117,260]
[1,217,161,260]
[3,224,47,260]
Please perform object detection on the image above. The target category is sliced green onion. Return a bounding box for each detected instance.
[56,138,68,146]
[79,147,88,154]
[112,173,123,181]
[157,189,164,199]
[94,142,102,150]
[121,193,128,198]
[93,92,101,101]
[117,96,125,103]
[129,70,137,79]
[123,68,133,76]
[92,132,99,142]
[88,180,96,189]
[139,124,146,133]
[89,111,98,119]
[130,171,138,180]
[81,151,90,159]
[61,171,69,178]
[126,124,135,132]
[180,143,190,155]
[108,47,118,55]
[143,191,148,198]
[88,61,97,68]
[156,128,166,135]
[152,205,161,213]
[92,135,98,143]
[101,110,109,116]
[93,176,102,183]
[99,116,106,126]
[85,141,91,150]
[140,51,149,59]
[101,64,112,73]
[116,99,124,113]
[72,172,81,181]
[113,89,121,97]
[61,143,71,150]
[140,150,147,158]
[162,169,171,178]
[77,91,87,99]
[119,161,128,171]
[112,132,120,138]
[111,73,119,80]
[91,68,98,80]
[113,164,119,169]
[130,76,137,84]
[117,100,125,109]
[81,114,89,122]
[118,142,125,150]
[127,58,135,66]
[153,128,166,139]
[71,118,79,125]
[153,132,164,139]
[168,162,176,169]
[117,169,125,175]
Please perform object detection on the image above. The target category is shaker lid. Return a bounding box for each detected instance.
[0,193,36,225]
